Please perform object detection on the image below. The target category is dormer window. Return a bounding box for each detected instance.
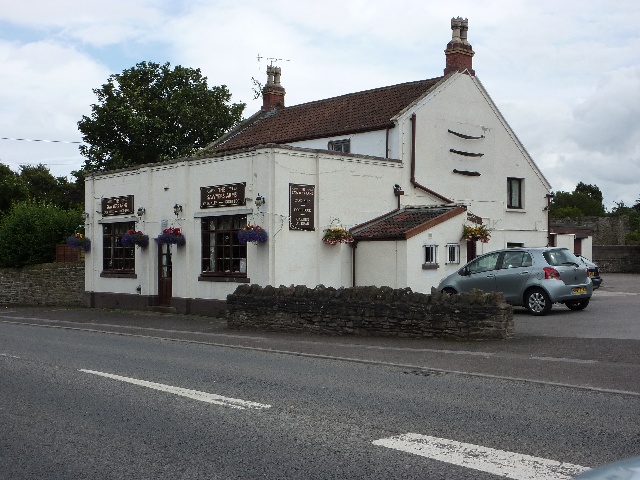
[328,139,350,153]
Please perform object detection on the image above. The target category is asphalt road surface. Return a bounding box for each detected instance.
[1,273,639,479]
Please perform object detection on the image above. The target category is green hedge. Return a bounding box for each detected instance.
[0,202,83,268]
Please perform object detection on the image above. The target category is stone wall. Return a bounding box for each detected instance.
[592,246,640,274]
[553,216,629,245]
[227,284,514,340]
[0,262,85,307]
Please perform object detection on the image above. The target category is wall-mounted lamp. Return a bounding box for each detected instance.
[82,211,90,219]
[136,207,146,218]
[255,194,266,208]
[173,204,182,217]
[393,184,404,196]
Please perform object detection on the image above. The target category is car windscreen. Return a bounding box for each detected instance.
[543,249,578,266]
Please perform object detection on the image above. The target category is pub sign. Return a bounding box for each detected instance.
[289,183,315,231]
[200,183,246,208]
[101,195,134,216]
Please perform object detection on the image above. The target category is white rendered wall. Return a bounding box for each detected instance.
[291,130,390,158]
[354,241,404,289]
[391,73,551,249]
[86,148,406,301]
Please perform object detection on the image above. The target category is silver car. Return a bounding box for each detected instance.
[437,247,593,316]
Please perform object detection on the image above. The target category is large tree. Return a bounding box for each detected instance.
[551,182,606,217]
[77,61,245,172]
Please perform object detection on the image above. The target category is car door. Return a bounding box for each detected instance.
[461,251,501,293]
[494,250,533,303]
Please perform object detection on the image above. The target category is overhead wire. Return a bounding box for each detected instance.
[1,137,83,144]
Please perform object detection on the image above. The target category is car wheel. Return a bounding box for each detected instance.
[525,288,552,316]
[442,287,457,295]
[566,298,589,311]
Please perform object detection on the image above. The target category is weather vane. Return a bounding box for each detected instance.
[256,53,292,66]
[253,54,292,99]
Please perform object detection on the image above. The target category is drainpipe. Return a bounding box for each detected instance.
[385,127,390,159]
[351,240,358,287]
[546,193,554,246]
[409,114,453,204]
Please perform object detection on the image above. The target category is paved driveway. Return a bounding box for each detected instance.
[515,273,640,340]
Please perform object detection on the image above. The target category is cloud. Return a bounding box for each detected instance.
[1,0,640,205]
[0,39,109,176]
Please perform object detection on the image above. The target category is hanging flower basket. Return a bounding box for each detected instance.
[66,233,91,252]
[155,227,186,246]
[462,224,491,243]
[121,230,150,248]
[322,227,354,245]
[237,224,268,245]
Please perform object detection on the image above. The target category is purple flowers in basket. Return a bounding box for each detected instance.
[121,230,150,248]
[237,224,268,244]
[66,233,91,252]
[155,227,186,246]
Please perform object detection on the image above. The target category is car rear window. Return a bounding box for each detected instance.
[543,249,577,266]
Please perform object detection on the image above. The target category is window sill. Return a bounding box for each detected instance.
[198,275,250,283]
[100,272,137,278]
[422,263,439,270]
[506,207,526,213]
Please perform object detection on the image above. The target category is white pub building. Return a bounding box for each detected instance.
[84,18,574,315]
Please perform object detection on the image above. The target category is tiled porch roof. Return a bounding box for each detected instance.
[351,205,466,240]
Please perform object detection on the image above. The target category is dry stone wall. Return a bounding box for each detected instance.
[0,262,85,306]
[227,284,514,340]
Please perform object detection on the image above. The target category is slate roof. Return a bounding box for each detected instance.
[212,76,444,152]
[351,206,466,241]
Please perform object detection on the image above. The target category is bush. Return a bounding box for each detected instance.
[0,202,83,268]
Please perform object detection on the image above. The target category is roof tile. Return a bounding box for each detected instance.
[351,206,465,240]
[213,77,443,152]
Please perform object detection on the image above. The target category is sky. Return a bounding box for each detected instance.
[1,0,639,209]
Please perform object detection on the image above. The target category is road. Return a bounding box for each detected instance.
[1,274,639,479]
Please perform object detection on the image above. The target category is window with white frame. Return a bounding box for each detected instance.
[328,139,350,153]
[507,177,524,209]
[423,244,438,268]
[446,244,460,264]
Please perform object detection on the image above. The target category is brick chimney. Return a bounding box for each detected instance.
[262,65,285,111]
[444,17,475,76]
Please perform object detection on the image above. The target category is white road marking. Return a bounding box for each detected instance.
[79,369,271,410]
[372,433,589,480]
[0,353,20,358]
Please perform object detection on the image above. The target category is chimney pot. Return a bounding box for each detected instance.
[444,17,475,76]
[262,65,286,111]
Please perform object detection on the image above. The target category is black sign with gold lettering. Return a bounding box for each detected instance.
[289,184,315,231]
[200,183,246,208]
[101,195,134,216]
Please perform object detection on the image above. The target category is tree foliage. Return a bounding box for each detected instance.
[0,163,82,220]
[551,182,606,217]
[19,164,82,209]
[0,202,82,268]
[0,163,28,215]
[77,61,246,173]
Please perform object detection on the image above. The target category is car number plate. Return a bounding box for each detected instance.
[572,287,587,294]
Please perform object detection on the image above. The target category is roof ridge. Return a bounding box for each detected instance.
[284,76,444,110]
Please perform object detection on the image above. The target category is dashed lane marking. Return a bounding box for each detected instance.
[373,433,589,480]
[79,369,271,410]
